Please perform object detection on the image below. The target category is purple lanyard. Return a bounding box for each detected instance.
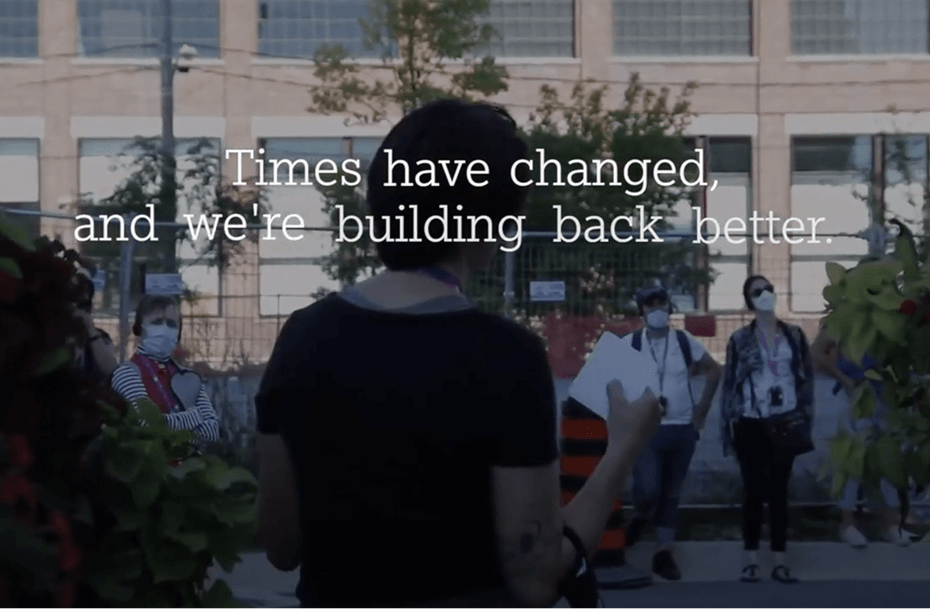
[414,267,462,291]
[756,329,781,377]
[136,354,178,411]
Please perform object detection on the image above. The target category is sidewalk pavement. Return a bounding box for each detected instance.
[225,541,930,607]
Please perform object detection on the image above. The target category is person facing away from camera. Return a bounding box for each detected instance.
[623,286,722,581]
[110,294,219,445]
[719,276,814,584]
[254,98,664,608]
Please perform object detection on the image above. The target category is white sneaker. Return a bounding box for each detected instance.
[841,525,868,548]
[884,527,912,546]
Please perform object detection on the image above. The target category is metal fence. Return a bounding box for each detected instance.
[3,207,851,369]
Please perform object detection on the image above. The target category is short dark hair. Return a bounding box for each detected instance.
[132,294,182,338]
[742,274,770,310]
[366,98,531,270]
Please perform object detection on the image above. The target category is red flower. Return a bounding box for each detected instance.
[899,299,918,314]
[6,434,33,468]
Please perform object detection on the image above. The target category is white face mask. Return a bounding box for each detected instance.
[645,309,670,329]
[141,323,179,359]
[752,290,777,312]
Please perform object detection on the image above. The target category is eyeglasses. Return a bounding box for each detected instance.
[750,285,774,298]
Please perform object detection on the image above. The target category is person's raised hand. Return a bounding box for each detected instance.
[605,380,663,460]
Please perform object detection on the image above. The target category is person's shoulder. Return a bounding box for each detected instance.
[472,311,545,348]
[730,324,754,341]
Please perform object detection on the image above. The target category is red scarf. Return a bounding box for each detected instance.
[131,352,180,415]
[131,352,184,466]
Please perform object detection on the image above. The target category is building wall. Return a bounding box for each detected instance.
[2,0,928,362]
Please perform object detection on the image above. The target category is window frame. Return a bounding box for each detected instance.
[0,0,39,58]
[789,0,930,56]
[76,0,221,59]
[611,0,754,58]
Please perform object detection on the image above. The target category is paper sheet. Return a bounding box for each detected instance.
[567,332,660,421]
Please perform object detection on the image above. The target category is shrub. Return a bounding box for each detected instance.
[0,218,258,606]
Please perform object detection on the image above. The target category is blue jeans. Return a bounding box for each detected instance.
[632,424,698,542]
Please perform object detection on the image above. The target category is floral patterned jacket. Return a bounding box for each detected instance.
[720,319,815,457]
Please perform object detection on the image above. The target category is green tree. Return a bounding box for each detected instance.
[77,138,269,311]
[822,225,930,541]
[305,0,508,288]
[508,74,713,319]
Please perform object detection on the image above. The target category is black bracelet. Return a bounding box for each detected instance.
[558,525,601,607]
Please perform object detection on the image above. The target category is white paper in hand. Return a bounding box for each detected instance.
[568,332,660,420]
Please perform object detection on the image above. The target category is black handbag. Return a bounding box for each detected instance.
[747,377,814,457]
[761,407,814,457]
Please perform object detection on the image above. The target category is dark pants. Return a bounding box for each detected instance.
[734,417,795,553]
[632,424,698,540]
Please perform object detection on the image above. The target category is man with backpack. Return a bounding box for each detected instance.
[622,286,722,580]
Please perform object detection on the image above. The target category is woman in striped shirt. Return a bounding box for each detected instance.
[111,294,219,444]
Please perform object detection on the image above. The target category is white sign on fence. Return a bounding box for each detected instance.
[91,270,106,293]
[145,273,185,295]
[529,281,566,302]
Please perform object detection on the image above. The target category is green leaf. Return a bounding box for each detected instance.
[161,501,185,532]
[141,525,198,583]
[844,325,878,366]
[202,579,240,607]
[0,216,37,251]
[845,437,866,479]
[830,434,854,464]
[864,369,883,381]
[0,257,23,279]
[35,347,70,375]
[870,290,906,311]
[130,471,162,507]
[875,435,907,489]
[870,309,906,344]
[826,261,847,285]
[852,385,877,420]
[132,398,170,431]
[205,466,258,492]
[105,447,146,483]
[169,457,207,479]
[213,501,257,525]
[165,530,209,552]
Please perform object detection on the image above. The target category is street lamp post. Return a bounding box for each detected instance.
[160,0,177,271]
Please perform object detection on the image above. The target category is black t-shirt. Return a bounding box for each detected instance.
[255,293,559,607]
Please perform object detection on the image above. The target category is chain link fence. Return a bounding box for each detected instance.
[3,206,855,368]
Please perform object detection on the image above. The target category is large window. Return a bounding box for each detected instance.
[257,0,380,59]
[78,0,220,58]
[78,138,222,315]
[654,137,752,311]
[613,0,752,57]
[258,136,382,316]
[0,139,40,240]
[790,136,873,312]
[0,0,38,58]
[791,0,929,55]
[705,138,752,310]
[475,0,574,58]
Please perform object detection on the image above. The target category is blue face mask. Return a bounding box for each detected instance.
[646,309,669,329]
